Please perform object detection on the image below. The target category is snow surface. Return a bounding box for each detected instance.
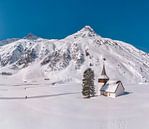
[0,75,149,129]
[100,80,121,93]
[0,26,149,129]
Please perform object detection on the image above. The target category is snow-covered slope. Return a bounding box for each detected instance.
[0,38,19,46]
[0,26,149,84]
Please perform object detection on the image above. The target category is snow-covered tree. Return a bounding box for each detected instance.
[82,68,95,98]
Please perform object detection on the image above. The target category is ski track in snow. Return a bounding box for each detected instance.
[108,119,127,129]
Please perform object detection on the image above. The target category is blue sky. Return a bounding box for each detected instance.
[0,0,149,52]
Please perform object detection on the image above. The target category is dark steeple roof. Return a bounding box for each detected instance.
[101,64,107,75]
[99,63,109,80]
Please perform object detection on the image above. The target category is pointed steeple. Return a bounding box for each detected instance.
[101,63,106,75]
[98,62,109,84]
[99,63,109,80]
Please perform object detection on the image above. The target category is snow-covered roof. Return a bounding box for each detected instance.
[100,80,122,93]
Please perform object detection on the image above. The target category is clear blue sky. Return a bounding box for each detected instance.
[0,0,149,52]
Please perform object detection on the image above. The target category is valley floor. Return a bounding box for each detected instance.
[0,76,148,129]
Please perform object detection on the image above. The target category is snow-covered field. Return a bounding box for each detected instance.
[0,26,149,129]
[0,76,149,129]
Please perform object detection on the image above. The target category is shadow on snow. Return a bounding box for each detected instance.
[0,92,80,100]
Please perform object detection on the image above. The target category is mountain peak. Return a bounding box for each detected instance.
[24,33,39,40]
[71,25,97,38]
[80,25,95,33]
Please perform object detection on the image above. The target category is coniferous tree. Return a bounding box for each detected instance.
[82,68,95,98]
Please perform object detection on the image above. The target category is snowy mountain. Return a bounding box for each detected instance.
[0,25,149,84]
[0,38,20,46]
